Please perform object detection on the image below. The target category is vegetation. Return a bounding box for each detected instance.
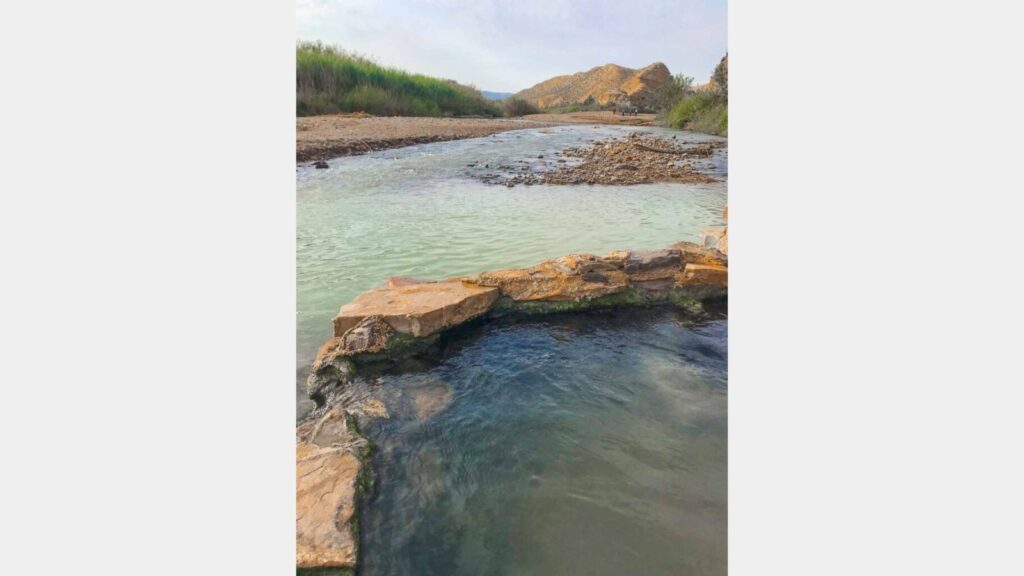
[503,98,540,117]
[666,91,728,136]
[542,101,614,114]
[650,74,695,113]
[296,42,500,117]
[660,54,728,136]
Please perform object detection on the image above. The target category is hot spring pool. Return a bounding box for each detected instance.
[354,308,727,576]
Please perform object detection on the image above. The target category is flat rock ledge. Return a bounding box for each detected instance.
[296,239,726,571]
[296,407,366,574]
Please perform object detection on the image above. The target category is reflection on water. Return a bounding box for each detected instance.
[297,124,727,419]
[359,309,727,576]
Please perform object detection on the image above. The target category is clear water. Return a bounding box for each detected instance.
[358,309,727,576]
[297,124,727,419]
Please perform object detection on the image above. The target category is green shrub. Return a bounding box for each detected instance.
[665,91,727,136]
[503,98,540,117]
[296,41,500,117]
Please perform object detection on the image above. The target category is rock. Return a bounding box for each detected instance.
[407,381,454,421]
[307,340,355,397]
[669,241,728,266]
[296,407,364,570]
[314,161,329,169]
[386,276,432,288]
[676,263,728,287]
[699,227,729,255]
[623,249,681,274]
[470,254,629,302]
[340,315,396,354]
[333,280,499,338]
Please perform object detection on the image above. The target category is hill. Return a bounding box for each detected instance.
[296,42,500,117]
[481,91,513,101]
[513,62,672,109]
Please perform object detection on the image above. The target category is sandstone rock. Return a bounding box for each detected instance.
[407,381,454,421]
[669,241,728,266]
[623,249,681,273]
[340,315,395,354]
[470,255,629,302]
[699,226,729,255]
[334,280,498,338]
[307,342,354,397]
[615,249,682,284]
[296,407,364,570]
[676,263,728,287]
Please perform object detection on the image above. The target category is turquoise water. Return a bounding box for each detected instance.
[296,124,727,419]
[358,309,727,576]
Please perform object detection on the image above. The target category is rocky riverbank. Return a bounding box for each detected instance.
[471,132,724,187]
[296,240,727,572]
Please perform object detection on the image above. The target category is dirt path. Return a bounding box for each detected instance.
[297,115,555,162]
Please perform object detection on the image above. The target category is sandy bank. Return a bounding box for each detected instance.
[520,110,658,126]
[297,115,555,162]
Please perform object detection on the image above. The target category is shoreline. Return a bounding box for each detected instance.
[295,111,723,164]
[296,115,555,163]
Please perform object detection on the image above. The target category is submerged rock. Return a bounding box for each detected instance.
[386,275,433,288]
[406,380,454,421]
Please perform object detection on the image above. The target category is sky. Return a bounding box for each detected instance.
[296,0,727,93]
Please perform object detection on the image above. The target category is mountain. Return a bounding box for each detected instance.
[481,91,514,101]
[513,62,672,109]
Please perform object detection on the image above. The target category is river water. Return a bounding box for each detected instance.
[296,124,727,575]
[358,309,727,576]
[297,124,727,419]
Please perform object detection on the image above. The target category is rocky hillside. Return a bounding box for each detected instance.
[514,62,672,109]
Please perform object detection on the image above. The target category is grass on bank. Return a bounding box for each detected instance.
[297,42,501,117]
[666,91,728,136]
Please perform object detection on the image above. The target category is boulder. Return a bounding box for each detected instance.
[333,280,498,338]
[296,407,364,570]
